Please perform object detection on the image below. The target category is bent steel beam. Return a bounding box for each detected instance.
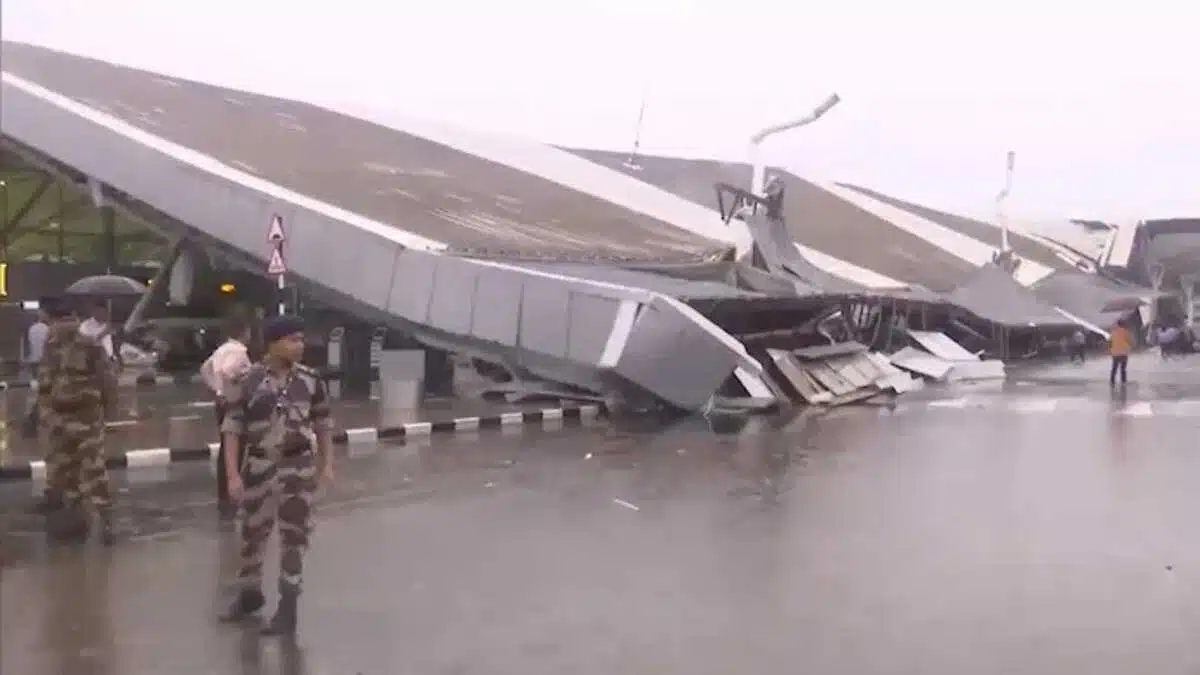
[0,71,755,412]
[0,174,52,234]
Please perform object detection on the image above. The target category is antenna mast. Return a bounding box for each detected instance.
[623,96,647,171]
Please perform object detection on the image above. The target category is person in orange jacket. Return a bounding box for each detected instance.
[1108,317,1133,387]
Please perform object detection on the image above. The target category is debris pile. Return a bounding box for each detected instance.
[889,330,1006,383]
[766,342,923,406]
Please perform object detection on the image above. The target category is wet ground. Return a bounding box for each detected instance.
[6,353,1200,673]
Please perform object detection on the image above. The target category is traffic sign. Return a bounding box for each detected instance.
[267,247,287,276]
[267,214,286,243]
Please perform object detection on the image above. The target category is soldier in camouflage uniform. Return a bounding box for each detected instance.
[35,297,119,544]
[219,315,335,636]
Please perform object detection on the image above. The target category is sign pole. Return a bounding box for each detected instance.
[266,214,288,316]
[276,265,286,316]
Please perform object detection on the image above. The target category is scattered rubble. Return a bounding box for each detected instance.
[762,329,1005,412]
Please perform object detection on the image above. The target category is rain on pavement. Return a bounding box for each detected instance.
[6,355,1200,674]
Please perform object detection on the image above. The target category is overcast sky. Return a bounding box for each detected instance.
[3,0,1197,223]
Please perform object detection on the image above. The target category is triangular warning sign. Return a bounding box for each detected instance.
[266,215,286,243]
[266,247,287,276]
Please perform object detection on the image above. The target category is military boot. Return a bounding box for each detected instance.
[45,504,88,542]
[218,588,266,623]
[260,586,299,637]
[27,491,63,515]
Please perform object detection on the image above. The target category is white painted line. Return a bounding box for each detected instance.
[344,427,378,443]
[453,416,481,430]
[105,419,140,428]
[541,408,565,421]
[30,460,46,481]
[404,421,433,436]
[169,415,201,422]
[928,397,973,409]
[499,411,525,425]
[126,447,171,468]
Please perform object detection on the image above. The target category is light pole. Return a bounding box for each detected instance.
[995,150,1015,254]
[749,93,841,196]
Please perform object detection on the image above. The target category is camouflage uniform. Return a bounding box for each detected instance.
[221,362,331,599]
[35,319,118,539]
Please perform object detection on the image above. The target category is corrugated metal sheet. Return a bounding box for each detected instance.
[948,264,1076,328]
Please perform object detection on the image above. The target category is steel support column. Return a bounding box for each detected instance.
[101,205,117,272]
[0,175,52,235]
[123,237,184,335]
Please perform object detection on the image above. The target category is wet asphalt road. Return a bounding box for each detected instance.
[7,355,1200,673]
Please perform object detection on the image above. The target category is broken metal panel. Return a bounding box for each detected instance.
[733,366,776,400]
[792,341,868,360]
[827,354,879,389]
[908,330,978,361]
[947,360,1006,382]
[766,349,833,404]
[948,263,1078,328]
[802,362,856,396]
[613,297,752,410]
[890,346,954,380]
[1032,271,1154,328]
[2,72,752,412]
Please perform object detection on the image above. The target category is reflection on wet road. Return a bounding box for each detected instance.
[8,362,1200,673]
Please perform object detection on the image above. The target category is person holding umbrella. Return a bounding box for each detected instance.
[1109,316,1133,387]
[35,296,119,543]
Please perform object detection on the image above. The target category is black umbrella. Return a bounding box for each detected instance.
[64,274,149,297]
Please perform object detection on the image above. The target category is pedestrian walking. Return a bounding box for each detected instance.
[35,297,119,543]
[200,314,253,517]
[1109,317,1132,387]
[21,306,50,438]
[1069,328,1087,364]
[219,315,335,636]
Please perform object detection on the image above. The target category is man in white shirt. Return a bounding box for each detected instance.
[78,301,116,361]
[21,307,50,437]
[201,315,253,515]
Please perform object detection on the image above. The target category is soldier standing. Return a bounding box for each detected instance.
[35,297,119,544]
[219,315,335,636]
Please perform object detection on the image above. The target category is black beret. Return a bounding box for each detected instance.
[263,314,305,345]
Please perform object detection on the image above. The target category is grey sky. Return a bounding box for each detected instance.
[3,0,1197,223]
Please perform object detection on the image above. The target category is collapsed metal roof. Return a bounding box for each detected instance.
[948,264,1076,329]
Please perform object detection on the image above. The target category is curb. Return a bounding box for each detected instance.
[1,373,203,390]
[0,404,604,482]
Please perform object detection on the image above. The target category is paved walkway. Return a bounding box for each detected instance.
[0,394,595,467]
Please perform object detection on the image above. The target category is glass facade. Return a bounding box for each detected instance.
[0,174,166,265]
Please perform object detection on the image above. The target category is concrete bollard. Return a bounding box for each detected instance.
[378,349,425,429]
[326,327,344,400]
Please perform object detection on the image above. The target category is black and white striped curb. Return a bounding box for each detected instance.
[0,404,604,481]
[0,373,204,390]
